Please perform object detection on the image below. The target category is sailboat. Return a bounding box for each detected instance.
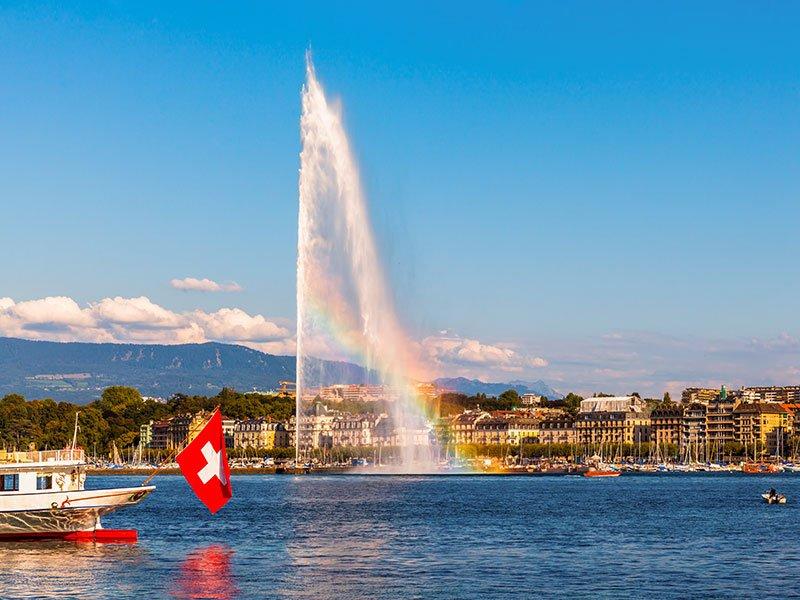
[110,440,123,469]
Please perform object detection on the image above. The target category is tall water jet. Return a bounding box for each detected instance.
[296,55,436,472]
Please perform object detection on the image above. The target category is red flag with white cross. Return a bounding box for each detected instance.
[176,408,232,514]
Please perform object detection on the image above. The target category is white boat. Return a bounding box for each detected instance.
[0,448,154,541]
[762,491,787,504]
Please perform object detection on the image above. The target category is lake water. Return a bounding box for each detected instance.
[1,473,799,598]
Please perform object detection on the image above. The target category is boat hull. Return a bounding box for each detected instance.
[743,463,782,474]
[584,470,621,478]
[0,486,154,538]
[762,493,787,504]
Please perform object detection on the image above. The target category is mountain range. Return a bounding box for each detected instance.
[432,377,562,399]
[0,337,561,403]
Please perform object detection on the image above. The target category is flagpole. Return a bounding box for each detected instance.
[140,406,220,487]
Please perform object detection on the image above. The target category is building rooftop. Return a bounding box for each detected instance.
[735,402,789,414]
[579,396,646,414]
[650,404,683,418]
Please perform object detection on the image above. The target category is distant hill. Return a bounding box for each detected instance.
[0,337,564,404]
[433,377,562,400]
[0,337,367,404]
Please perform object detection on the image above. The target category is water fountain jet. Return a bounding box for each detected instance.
[296,55,438,473]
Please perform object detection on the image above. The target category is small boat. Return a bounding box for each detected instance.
[583,467,621,478]
[743,462,782,474]
[762,491,787,504]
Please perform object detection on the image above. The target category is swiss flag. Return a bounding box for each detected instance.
[176,409,232,514]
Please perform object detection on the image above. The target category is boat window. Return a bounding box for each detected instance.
[0,474,19,491]
[36,474,53,490]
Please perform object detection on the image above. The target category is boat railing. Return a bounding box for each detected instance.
[0,448,86,464]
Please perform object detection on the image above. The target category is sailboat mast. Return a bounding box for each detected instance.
[71,412,80,455]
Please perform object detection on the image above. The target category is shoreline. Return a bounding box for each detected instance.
[86,467,793,477]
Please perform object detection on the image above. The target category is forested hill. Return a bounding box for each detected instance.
[0,337,366,403]
[433,377,562,400]
[0,337,565,405]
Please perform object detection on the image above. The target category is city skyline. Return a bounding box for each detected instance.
[2,2,799,396]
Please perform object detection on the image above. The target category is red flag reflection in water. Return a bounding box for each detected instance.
[171,545,238,600]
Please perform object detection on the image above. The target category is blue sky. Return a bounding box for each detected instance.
[1,2,799,396]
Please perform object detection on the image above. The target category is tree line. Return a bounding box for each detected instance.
[0,386,294,455]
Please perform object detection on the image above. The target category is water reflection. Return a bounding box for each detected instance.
[0,541,144,599]
[171,545,238,600]
[277,477,407,598]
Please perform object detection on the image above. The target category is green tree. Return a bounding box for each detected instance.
[498,389,520,405]
[562,393,584,416]
[0,386,295,455]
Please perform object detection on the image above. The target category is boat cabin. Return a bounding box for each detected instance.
[0,449,86,494]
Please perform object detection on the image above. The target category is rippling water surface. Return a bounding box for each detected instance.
[1,474,799,598]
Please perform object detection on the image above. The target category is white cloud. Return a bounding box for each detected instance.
[191,308,289,342]
[8,295,798,397]
[170,277,243,293]
[7,296,94,329]
[538,330,800,398]
[93,296,188,329]
[0,296,289,350]
[421,333,548,377]
[248,339,298,356]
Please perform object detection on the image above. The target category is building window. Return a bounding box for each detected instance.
[36,475,53,490]
[0,474,19,491]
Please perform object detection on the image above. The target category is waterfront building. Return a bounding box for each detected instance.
[371,416,431,447]
[506,416,540,445]
[681,388,720,405]
[780,403,800,422]
[520,393,543,406]
[533,406,575,420]
[580,396,647,414]
[150,419,170,450]
[574,396,650,446]
[415,382,440,402]
[330,414,381,447]
[450,410,491,444]
[286,417,296,449]
[139,421,153,448]
[313,384,400,405]
[733,403,791,456]
[222,416,235,448]
[741,386,800,404]
[167,413,209,450]
[706,390,739,452]
[649,404,682,448]
[393,425,433,447]
[538,415,576,445]
[574,411,651,446]
[297,401,338,451]
[681,403,707,462]
[233,418,289,449]
[298,399,431,450]
[146,413,233,450]
[474,418,510,445]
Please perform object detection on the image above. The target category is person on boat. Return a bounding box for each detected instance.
[769,488,777,500]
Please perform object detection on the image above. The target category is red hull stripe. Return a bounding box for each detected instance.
[0,529,138,542]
